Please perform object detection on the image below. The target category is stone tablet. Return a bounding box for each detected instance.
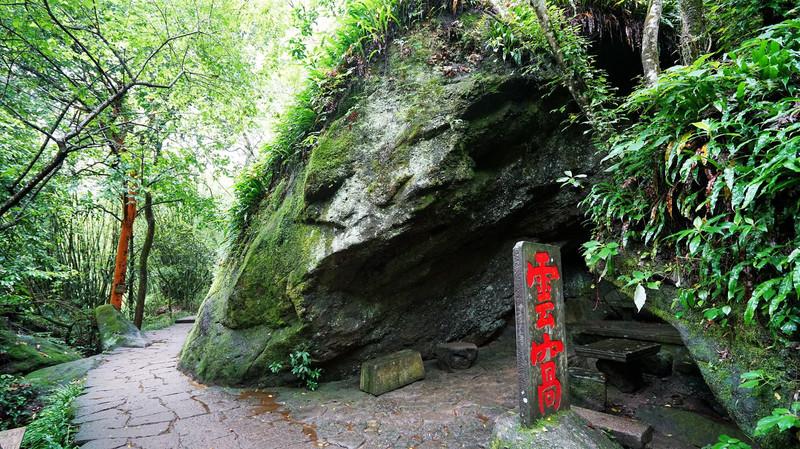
[0,427,26,449]
[359,349,425,396]
[513,242,569,426]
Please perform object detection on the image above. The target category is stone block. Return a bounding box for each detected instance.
[435,342,478,371]
[359,349,424,396]
[568,367,606,410]
[574,406,653,449]
[491,410,622,449]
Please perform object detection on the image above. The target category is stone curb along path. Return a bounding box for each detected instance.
[72,324,320,449]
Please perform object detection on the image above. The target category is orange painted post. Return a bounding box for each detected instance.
[109,190,136,310]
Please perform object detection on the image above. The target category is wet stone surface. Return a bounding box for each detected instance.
[73,324,519,449]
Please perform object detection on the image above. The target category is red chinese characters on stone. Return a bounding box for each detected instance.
[526,250,564,415]
[530,333,564,366]
[538,360,562,414]
[534,301,555,329]
[526,251,561,302]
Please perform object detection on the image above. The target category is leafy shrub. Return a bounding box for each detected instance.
[584,20,800,342]
[21,381,83,449]
[706,434,753,449]
[754,402,800,438]
[268,348,323,391]
[0,374,35,430]
[708,403,800,448]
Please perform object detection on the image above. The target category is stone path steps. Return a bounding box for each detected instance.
[72,325,318,449]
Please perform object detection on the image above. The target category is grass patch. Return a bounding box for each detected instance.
[21,381,83,449]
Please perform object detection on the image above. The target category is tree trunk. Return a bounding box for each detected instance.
[678,0,708,65]
[529,0,593,119]
[109,188,136,310]
[134,192,154,329]
[641,0,663,85]
[127,231,135,320]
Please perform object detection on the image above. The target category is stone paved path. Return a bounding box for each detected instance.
[73,324,519,449]
[73,324,320,449]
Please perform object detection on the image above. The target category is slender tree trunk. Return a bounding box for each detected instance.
[529,0,593,119]
[641,0,663,85]
[678,0,708,64]
[134,192,154,329]
[109,187,136,310]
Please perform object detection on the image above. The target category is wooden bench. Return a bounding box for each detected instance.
[574,338,661,393]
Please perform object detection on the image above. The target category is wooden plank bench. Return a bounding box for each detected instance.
[573,320,683,345]
[574,338,661,393]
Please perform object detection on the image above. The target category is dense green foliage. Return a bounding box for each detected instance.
[21,382,83,449]
[584,20,800,342]
[0,374,36,430]
[0,0,280,352]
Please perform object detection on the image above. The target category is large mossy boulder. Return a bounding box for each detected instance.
[0,326,81,375]
[180,13,597,385]
[24,355,102,393]
[95,304,148,351]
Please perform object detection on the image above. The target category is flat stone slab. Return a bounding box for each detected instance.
[574,338,661,362]
[0,427,25,449]
[573,320,683,345]
[435,342,478,371]
[174,316,195,324]
[359,349,425,396]
[574,406,653,449]
[491,411,622,449]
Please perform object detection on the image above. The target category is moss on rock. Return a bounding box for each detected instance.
[491,410,622,449]
[0,326,81,375]
[24,355,101,393]
[180,11,595,386]
[95,304,148,351]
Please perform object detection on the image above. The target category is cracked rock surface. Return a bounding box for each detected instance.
[73,323,519,449]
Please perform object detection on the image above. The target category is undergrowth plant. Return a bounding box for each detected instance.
[583,20,800,343]
[0,374,35,430]
[21,381,83,449]
[268,348,323,391]
[484,1,619,130]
